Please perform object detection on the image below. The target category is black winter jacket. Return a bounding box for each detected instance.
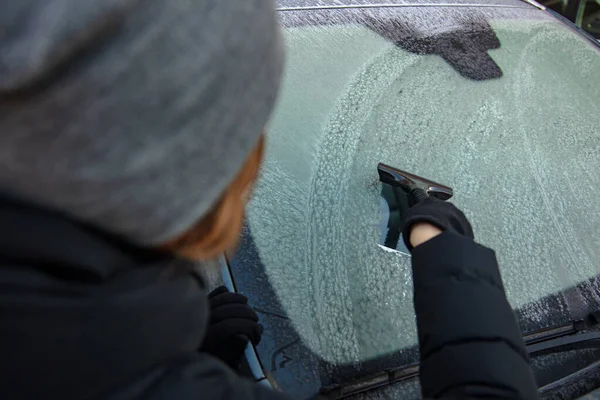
[0,196,290,400]
[412,232,538,399]
[0,196,536,399]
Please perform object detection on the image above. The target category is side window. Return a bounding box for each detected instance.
[545,0,600,38]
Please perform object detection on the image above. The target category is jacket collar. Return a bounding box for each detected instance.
[0,194,174,282]
[0,194,208,399]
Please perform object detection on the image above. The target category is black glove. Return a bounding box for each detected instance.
[402,196,474,251]
[199,286,263,370]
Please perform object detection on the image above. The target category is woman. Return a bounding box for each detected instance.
[0,0,537,399]
[0,0,289,398]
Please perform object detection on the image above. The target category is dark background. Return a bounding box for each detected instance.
[541,0,600,38]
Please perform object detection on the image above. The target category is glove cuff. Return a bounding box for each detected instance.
[402,215,447,251]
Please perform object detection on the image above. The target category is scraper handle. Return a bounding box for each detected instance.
[410,188,428,204]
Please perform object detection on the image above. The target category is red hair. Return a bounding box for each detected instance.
[161,136,265,259]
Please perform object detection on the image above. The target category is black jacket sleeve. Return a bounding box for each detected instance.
[411,231,538,399]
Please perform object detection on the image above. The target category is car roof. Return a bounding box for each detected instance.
[275,0,541,10]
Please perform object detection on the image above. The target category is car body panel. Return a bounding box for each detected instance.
[225,1,600,398]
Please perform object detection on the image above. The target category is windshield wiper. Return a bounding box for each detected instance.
[526,311,600,356]
[320,362,420,399]
[321,311,600,399]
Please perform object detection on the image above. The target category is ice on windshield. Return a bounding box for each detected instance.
[246,16,600,364]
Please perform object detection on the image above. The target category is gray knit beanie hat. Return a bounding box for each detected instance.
[0,0,284,245]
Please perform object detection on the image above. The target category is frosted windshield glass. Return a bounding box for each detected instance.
[246,19,600,364]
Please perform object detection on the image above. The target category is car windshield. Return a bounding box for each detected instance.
[244,4,600,365]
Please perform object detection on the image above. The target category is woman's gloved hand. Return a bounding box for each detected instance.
[199,286,263,370]
[402,196,474,251]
